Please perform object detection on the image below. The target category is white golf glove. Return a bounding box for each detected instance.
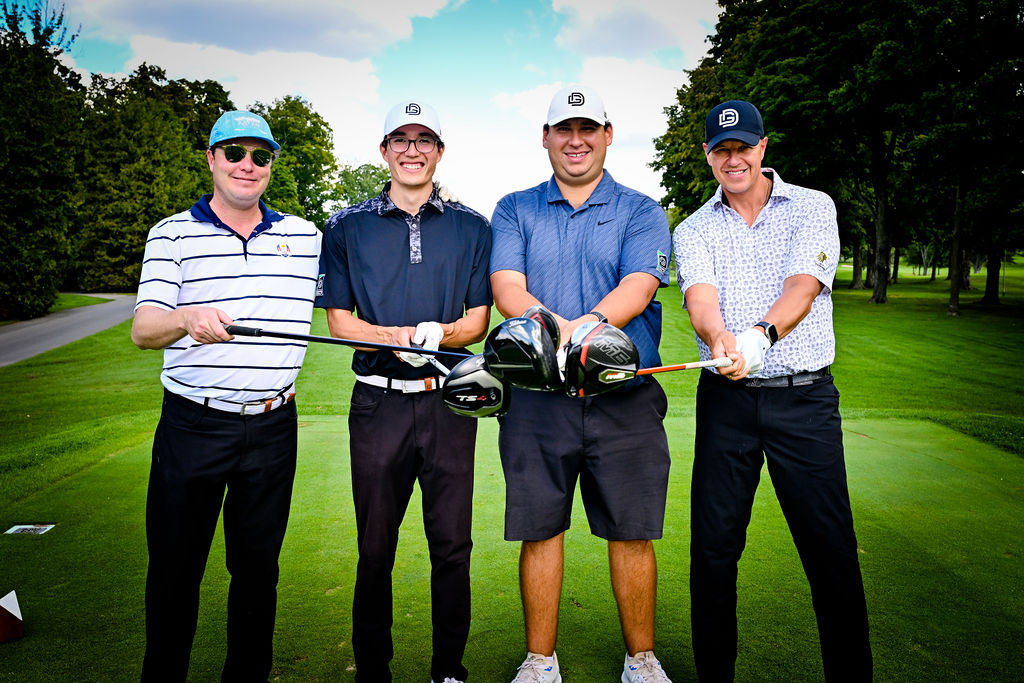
[397,321,445,368]
[734,328,772,375]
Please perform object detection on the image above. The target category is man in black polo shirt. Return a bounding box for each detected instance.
[315,100,492,683]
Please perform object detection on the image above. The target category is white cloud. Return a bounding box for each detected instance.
[553,0,719,63]
[66,0,448,59]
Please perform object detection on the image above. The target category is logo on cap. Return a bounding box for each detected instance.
[568,92,585,106]
[405,103,421,115]
[719,109,739,127]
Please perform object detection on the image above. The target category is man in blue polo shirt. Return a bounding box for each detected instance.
[490,85,674,683]
[315,100,492,683]
[132,110,321,681]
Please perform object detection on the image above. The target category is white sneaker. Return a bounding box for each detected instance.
[621,650,672,683]
[511,651,562,683]
[431,679,464,683]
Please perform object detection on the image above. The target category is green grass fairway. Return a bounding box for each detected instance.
[1,418,1021,681]
[0,261,1021,680]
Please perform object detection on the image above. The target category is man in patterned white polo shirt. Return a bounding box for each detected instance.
[673,100,871,681]
[132,110,321,682]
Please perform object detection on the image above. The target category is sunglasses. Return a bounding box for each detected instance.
[218,145,274,167]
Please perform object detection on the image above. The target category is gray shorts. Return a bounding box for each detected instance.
[497,378,670,541]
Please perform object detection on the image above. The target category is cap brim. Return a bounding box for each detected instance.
[214,135,281,151]
[547,115,606,127]
[385,121,441,138]
[706,130,762,151]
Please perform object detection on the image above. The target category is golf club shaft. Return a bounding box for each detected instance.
[224,325,472,359]
[637,357,733,375]
[412,343,451,376]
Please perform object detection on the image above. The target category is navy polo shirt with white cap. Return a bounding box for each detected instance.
[315,184,492,380]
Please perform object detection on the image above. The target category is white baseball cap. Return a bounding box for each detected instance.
[546,85,609,126]
[384,100,442,139]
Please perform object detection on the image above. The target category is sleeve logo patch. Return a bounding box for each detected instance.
[657,250,668,274]
[316,274,325,297]
[816,252,828,270]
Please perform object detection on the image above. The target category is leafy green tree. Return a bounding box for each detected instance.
[252,96,337,227]
[263,161,303,217]
[334,162,390,209]
[72,65,231,291]
[0,0,81,318]
[653,0,1024,309]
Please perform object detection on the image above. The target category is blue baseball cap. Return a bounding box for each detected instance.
[705,100,764,151]
[208,110,280,151]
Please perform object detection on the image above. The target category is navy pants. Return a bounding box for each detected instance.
[690,371,871,682]
[142,390,297,683]
[348,382,477,683]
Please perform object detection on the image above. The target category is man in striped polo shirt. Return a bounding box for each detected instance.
[131,110,321,682]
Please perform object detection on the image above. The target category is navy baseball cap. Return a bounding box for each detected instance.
[704,100,764,151]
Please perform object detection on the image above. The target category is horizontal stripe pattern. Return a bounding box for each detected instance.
[135,207,322,403]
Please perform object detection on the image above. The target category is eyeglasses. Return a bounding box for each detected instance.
[385,136,440,154]
[217,144,274,167]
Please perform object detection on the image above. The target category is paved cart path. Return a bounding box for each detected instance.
[0,294,136,367]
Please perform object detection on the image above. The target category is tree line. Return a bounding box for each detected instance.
[652,0,1023,313]
[0,1,387,319]
[4,1,1021,319]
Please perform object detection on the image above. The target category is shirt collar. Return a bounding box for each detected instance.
[545,170,616,207]
[190,194,283,233]
[375,181,445,217]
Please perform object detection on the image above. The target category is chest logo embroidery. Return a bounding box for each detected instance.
[276,243,292,257]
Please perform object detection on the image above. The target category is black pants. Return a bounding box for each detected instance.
[690,372,871,682]
[141,390,297,683]
[348,382,477,683]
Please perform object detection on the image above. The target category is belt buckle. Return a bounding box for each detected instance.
[401,377,435,393]
[240,398,276,415]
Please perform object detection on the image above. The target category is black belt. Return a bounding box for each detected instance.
[737,367,831,388]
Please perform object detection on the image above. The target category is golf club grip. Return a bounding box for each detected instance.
[224,324,263,337]
[224,324,471,358]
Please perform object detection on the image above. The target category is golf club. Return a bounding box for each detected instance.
[224,324,472,359]
[637,357,733,375]
[440,354,510,418]
[482,317,561,391]
[522,304,560,349]
[562,321,639,397]
[563,322,737,397]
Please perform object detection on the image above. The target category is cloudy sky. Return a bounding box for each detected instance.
[62,0,721,217]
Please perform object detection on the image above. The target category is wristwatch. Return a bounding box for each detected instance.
[589,311,608,324]
[754,321,778,346]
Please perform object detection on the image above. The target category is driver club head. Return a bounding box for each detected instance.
[483,317,561,391]
[562,321,640,397]
[522,304,560,350]
[440,354,510,418]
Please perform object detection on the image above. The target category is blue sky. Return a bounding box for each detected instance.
[62,0,720,215]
